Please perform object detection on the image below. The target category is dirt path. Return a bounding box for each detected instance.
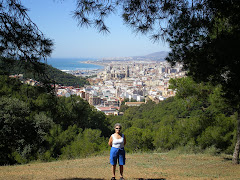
[0,153,239,180]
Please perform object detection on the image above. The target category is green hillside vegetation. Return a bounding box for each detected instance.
[0,75,237,165]
[110,77,236,154]
[0,75,109,165]
[0,58,89,87]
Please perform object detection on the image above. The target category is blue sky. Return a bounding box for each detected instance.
[22,0,170,58]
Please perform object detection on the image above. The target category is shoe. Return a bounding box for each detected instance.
[111,177,116,180]
[120,177,125,180]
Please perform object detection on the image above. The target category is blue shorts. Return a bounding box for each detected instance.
[110,147,125,165]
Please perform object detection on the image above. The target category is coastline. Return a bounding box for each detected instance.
[57,60,105,77]
[46,58,105,71]
[80,60,106,69]
[80,61,105,69]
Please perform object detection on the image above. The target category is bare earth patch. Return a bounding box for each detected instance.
[0,153,240,180]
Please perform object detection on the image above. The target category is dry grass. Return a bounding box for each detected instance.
[0,152,240,180]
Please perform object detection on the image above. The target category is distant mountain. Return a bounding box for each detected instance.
[145,51,169,58]
[133,51,169,61]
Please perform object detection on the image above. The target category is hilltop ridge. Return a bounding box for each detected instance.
[132,51,169,61]
[0,59,89,87]
[99,51,169,61]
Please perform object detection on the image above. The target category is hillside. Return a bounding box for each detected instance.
[145,51,169,59]
[133,51,169,61]
[0,59,89,87]
[0,152,239,180]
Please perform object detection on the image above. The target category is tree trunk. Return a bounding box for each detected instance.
[232,111,240,164]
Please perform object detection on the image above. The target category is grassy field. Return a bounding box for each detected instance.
[0,152,240,180]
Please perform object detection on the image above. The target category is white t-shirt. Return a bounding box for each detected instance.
[111,134,124,148]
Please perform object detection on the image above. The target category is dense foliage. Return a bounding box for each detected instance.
[0,58,89,87]
[110,77,236,154]
[0,75,109,165]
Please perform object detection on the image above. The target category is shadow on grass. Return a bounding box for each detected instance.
[57,178,166,180]
[56,178,104,180]
[135,178,166,180]
[57,179,166,180]
[223,157,232,162]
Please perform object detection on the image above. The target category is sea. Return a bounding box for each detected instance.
[43,58,104,71]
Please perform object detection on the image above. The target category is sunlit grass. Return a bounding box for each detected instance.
[0,152,239,180]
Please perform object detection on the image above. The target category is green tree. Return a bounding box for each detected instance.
[52,95,109,135]
[124,127,154,152]
[0,75,110,164]
[60,128,108,159]
[0,97,30,164]
[44,125,81,159]
[0,0,53,73]
[0,96,53,164]
[119,104,129,112]
[124,127,143,152]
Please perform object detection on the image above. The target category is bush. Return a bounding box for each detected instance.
[124,127,154,152]
[0,97,53,165]
[60,129,108,159]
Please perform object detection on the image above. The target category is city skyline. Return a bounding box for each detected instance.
[22,0,170,59]
[53,60,185,115]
